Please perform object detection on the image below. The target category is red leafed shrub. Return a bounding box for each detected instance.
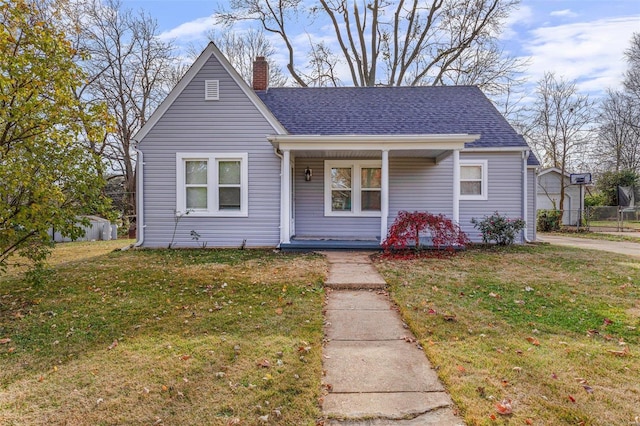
[382,211,470,255]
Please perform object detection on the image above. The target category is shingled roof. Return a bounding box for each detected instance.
[257,86,534,154]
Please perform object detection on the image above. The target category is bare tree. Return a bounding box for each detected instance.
[526,72,594,210]
[65,0,179,223]
[624,32,640,101]
[305,40,342,87]
[207,28,288,87]
[596,89,640,172]
[218,0,523,90]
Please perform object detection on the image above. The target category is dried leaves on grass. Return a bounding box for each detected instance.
[0,246,326,425]
[376,245,640,425]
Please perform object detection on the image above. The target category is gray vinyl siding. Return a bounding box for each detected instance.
[293,153,532,243]
[388,156,454,228]
[459,152,525,242]
[528,168,537,241]
[293,159,380,239]
[139,55,281,248]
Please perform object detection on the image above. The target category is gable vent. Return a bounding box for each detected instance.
[205,80,219,100]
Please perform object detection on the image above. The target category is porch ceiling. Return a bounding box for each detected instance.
[292,149,450,159]
[268,134,481,159]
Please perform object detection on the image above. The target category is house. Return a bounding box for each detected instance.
[537,168,583,225]
[132,43,539,250]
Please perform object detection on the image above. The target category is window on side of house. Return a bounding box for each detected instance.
[459,160,488,200]
[324,160,382,216]
[176,153,248,216]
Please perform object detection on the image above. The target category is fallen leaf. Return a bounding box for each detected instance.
[603,318,613,326]
[583,385,594,393]
[427,308,437,314]
[257,359,271,368]
[258,415,269,423]
[526,337,540,346]
[107,339,118,350]
[495,398,512,415]
[456,365,466,373]
[525,419,534,425]
[161,385,168,392]
[489,414,497,421]
[489,292,500,298]
[275,307,283,315]
[181,354,191,361]
[0,338,11,345]
[568,395,576,403]
[608,346,630,357]
[551,373,558,379]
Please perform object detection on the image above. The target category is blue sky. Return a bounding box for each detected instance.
[124,0,639,99]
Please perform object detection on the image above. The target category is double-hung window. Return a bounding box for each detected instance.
[176,153,248,216]
[459,160,488,200]
[325,160,382,216]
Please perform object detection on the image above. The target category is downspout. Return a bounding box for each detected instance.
[132,144,144,247]
[273,147,284,248]
[522,150,532,243]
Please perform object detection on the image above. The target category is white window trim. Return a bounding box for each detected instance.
[176,152,248,217]
[324,160,382,217]
[459,160,488,201]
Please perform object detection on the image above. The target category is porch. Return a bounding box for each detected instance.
[279,237,382,252]
[269,134,481,247]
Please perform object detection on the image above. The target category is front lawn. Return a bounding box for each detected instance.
[376,245,640,425]
[0,246,326,425]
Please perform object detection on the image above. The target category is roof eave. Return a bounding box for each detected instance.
[268,134,481,152]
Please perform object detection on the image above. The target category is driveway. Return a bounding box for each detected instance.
[538,233,640,259]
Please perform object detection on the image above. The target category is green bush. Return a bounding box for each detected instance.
[584,192,607,207]
[471,211,526,245]
[537,209,562,232]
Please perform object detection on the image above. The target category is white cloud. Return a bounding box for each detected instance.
[521,16,639,96]
[501,4,534,40]
[158,14,220,42]
[550,9,578,18]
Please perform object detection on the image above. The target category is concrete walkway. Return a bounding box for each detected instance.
[320,252,463,425]
[538,234,640,258]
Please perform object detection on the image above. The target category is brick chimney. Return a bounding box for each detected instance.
[252,56,268,91]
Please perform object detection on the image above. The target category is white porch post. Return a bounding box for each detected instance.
[281,149,291,244]
[381,149,389,243]
[452,149,460,224]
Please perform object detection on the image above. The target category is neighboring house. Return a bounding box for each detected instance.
[537,168,583,225]
[49,216,117,243]
[133,43,539,249]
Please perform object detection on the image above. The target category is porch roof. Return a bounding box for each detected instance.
[267,133,480,159]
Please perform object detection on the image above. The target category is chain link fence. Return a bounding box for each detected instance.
[537,207,640,232]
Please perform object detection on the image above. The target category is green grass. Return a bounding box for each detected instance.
[375,245,640,425]
[589,219,640,231]
[0,245,326,425]
[547,230,640,244]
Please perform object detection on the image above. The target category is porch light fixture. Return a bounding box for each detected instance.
[305,166,312,181]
